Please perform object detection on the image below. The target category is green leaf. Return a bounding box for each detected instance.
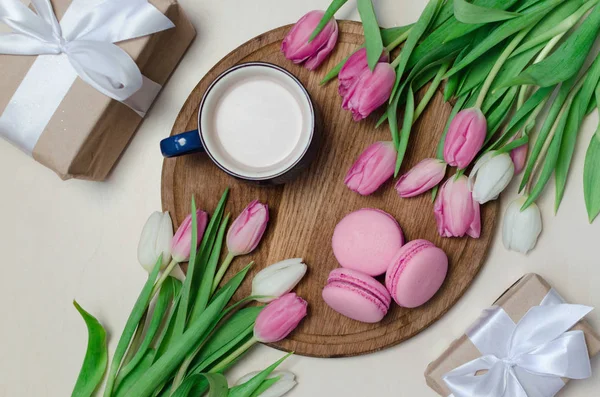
[357,0,384,71]
[555,54,600,211]
[171,373,229,397]
[190,215,231,324]
[116,277,180,384]
[152,290,182,363]
[586,94,597,115]
[395,86,415,176]
[454,0,521,23]
[456,46,503,97]
[114,350,157,397]
[175,190,229,338]
[189,311,258,375]
[390,0,443,99]
[445,46,471,100]
[511,0,588,58]
[228,354,292,397]
[445,0,564,79]
[211,262,253,305]
[488,85,554,151]
[103,255,162,397]
[520,75,579,192]
[127,284,236,397]
[310,0,347,41]
[71,301,107,397]
[485,86,518,142]
[249,378,280,397]
[508,3,600,87]
[320,51,354,85]
[584,129,600,222]
[381,25,415,46]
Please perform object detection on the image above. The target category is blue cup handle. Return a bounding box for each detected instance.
[160,130,205,158]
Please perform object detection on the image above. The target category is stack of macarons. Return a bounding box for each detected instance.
[322,208,448,323]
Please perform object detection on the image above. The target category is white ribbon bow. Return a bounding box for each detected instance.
[0,0,174,101]
[444,290,593,397]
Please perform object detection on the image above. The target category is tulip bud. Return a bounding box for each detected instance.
[341,62,396,121]
[443,108,487,169]
[345,141,397,195]
[510,141,528,175]
[236,371,297,397]
[252,258,307,303]
[281,10,338,70]
[502,196,542,254]
[395,158,447,198]
[227,200,269,256]
[434,175,481,238]
[171,210,208,263]
[469,151,515,204]
[338,48,389,97]
[254,293,307,343]
[137,211,173,271]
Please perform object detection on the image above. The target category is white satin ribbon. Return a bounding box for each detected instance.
[0,0,174,154]
[443,289,593,397]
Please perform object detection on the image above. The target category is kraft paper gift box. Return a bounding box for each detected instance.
[0,0,195,180]
[425,273,600,396]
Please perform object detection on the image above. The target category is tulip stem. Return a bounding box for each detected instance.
[386,27,412,52]
[475,27,532,109]
[211,252,236,295]
[209,337,257,374]
[414,62,449,121]
[150,259,179,298]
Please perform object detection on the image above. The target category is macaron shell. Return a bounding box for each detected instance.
[322,282,387,323]
[328,268,391,307]
[332,208,404,276]
[386,240,448,308]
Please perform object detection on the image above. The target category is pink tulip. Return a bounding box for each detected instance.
[395,158,447,198]
[338,48,389,97]
[345,141,397,195]
[443,108,487,169]
[434,175,481,238]
[227,200,269,256]
[341,62,396,121]
[281,10,338,70]
[510,141,528,175]
[171,210,208,262]
[254,293,308,343]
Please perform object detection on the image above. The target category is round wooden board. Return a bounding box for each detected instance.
[162,21,499,358]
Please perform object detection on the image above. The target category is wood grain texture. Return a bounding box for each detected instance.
[161,21,499,358]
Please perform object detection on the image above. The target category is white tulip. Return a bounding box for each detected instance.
[236,370,297,397]
[469,151,515,204]
[252,258,307,303]
[137,211,173,271]
[503,196,542,254]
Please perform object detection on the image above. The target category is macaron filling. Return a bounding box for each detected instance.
[327,272,390,311]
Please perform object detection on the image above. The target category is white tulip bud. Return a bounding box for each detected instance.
[469,151,515,204]
[502,196,542,254]
[252,258,307,302]
[236,371,297,397]
[137,211,173,271]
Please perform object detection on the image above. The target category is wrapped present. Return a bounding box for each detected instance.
[0,0,195,180]
[425,273,600,397]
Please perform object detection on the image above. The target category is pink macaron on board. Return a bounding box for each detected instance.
[332,208,404,276]
[322,268,391,323]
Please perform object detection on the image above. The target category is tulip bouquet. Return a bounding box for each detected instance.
[283,0,600,253]
[70,190,308,397]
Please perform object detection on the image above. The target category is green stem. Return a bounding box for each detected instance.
[475,27,533,109]
[414,62,450,121]
[386,28,412,53]
[121,311,148,367]
[209,337,257,374]
[211,252,236,294]
[150,259,179,298]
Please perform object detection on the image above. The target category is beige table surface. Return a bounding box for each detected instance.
[1,1,600,396]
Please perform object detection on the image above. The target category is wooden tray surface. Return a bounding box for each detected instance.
[161,21,499,357]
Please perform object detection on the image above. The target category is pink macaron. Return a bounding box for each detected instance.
[385,239,448,308]
[322,268,391,323]
[332,208,404,276]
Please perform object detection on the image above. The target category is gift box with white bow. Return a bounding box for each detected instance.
[425,273,600,397]
[0,0,195,180]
